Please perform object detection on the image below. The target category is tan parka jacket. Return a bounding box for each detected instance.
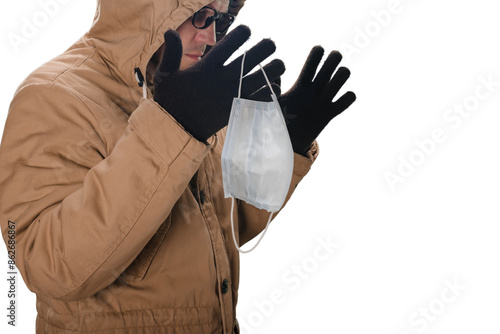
[0,0,318,333]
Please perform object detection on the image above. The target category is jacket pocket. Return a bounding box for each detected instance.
[121,216,171,280]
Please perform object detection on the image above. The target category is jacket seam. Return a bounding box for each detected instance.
[198,189,229,331]
[39,319,218,332]
[45,47,118,157]
[201,169,232,330]
[51,48,98,83]
[38,299,216,316]
[20,82,109,158]
[54,81,108,154]
[18,82,105,141]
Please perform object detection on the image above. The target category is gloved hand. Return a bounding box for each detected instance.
[278,47,356,155]
[153,25,285,142]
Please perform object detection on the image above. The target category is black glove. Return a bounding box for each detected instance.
[153,25,285,142]
[278,47,356,155]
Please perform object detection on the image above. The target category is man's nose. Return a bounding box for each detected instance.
[195,22,217,46]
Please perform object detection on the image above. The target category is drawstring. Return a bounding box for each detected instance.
[135,68,148,99]
[230,197,274,253]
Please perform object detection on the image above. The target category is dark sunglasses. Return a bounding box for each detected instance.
[191,6,235,35]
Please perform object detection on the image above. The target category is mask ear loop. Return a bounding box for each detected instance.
[258,63,278,99]
[230,51,276,254]
[237,50,246,99]
[231,198,274,254]
[237,51,278,100]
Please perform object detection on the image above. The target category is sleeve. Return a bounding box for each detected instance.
[237,141,319,246]
[0,83,210,301]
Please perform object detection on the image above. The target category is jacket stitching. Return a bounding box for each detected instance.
[38,298,216,315]
[51,48,98,83]
[199,169,231,333]
[38,317,218,332]
[127,118,189,168]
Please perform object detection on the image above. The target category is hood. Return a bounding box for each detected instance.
[84,0,246,90]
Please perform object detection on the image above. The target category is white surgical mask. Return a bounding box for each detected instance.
[221,51,294,253]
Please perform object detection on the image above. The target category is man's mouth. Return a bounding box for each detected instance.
[185,54,203,61]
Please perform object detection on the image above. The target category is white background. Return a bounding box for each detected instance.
[1,0,500,333]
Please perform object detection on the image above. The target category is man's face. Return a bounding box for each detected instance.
[176,0,230,69]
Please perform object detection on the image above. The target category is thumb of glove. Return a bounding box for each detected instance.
[155,30,183,85]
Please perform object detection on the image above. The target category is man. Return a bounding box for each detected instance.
[0,0,354,333]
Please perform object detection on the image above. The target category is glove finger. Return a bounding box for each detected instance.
[299,91,356,151]
[248,81,281,102]
[327,91,357,119]
[271,80,281,97]
[227,38,277,76]
[203,25,251,66]
[240,59,286,97]
[156,30,182,75]
[313,50,342,92]
[321,67,351,102]
[294,46,324,86]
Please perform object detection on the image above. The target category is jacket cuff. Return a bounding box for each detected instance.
[128,99,210,165]
[293,140,319,179]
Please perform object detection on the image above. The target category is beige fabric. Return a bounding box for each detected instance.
[0,0,318,332]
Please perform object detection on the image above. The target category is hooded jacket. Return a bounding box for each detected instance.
[0,0,318,333]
